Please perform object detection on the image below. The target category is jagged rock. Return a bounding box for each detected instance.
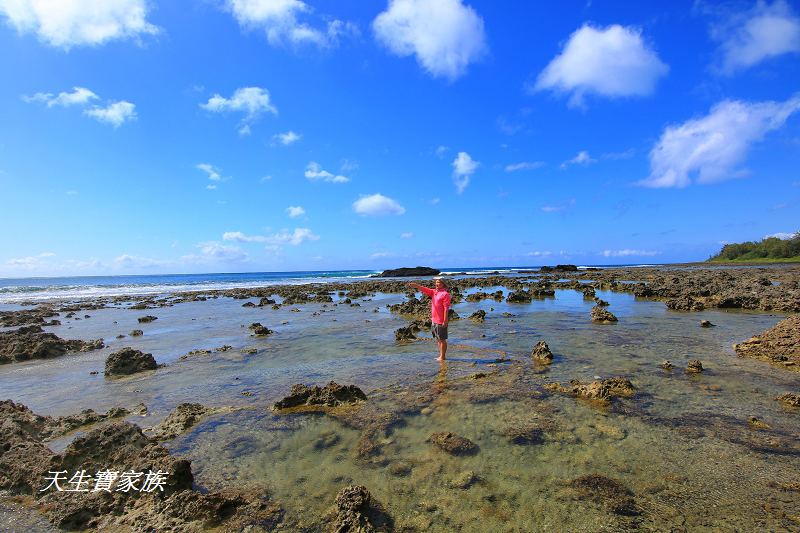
[776,393,800,408]
[0,307,59,327]
[448,471,479,489]
[582,286,596,298]
[686,359,704,373]
[569,474,639,516]
[137,315,158,323]
[593,298,610,307]
[665,296,705,311]
[379,266,440,277]
[428,432,478,455]
[272,382,367,411]
[248,322,273,336]
[506,290,532,303]
[0,325,103,365]
[531,341,553,363]
[129,329,143,336]
[469,309,486,322]
[242,301,256,307]
[149,403,217,441]
[104,347,158,376]
[591,306,618,323]
[394,324,418,342]
[660,360,674,370]
[545,377,635,403]
[700,320,714,327]
[734,315,800,371]
[327,485,393,532]
[748,416,770,429]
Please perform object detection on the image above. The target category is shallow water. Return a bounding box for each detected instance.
[2,287,798,531]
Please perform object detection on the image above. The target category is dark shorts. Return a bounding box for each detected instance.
[432,323,448,341]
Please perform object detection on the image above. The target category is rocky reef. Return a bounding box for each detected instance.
[734,314,799,371]
[104,347,159,376]
[272,382,367,411]
[0,325,103,365]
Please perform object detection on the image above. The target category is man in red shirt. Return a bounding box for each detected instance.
[406,277,451,361]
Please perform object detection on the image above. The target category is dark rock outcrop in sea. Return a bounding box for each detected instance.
[0,325,103,365]
[104,347,159,376]
[248,322,273,336]
[148,402,222,441]
[272,381,367,411]
[568,474,639,516]
[502,425,545,445]
[545,377,635,404]
[137,315,158,323]
[686,359,704,373]
[0,306,60,327]
[734,314,799,371]
[394,324,419,342]
[378,266,440,277]
[469,309,486,323]
[325,485,393,532]
[776,393,800,408]
[591,305,618,323]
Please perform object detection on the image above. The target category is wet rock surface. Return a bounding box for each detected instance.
[325,485,393,532]
[469,309,486,322]
[531,340,553,363]
[248,322,273,336]
[394,324,418,342]
[104,347,158,376]
[136,315,158,323]
[0,325,103,365]
[686,359,704,373]
[428,432,478,455]
[502,425,545,445]
[591,305,618,323]
[569,474,639,516]
[734,314,800,371]
[776,393,800,408]
[545,377,635,404]
[148,403,222,441]
[272,382,367,411]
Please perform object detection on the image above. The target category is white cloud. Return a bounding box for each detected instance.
[373,0,487,80]
[305,161,349,183]
[226,0,357,48]
[195,242,248,262]
[708,0,800,74]
[601,249,660,257]
[0,0,158,49]
[113,254,169,269]
[765,231,798,239]
[370,251,393,259]
[201,87,277,132]
[640,94,800,188]
[223,228,319,246]
[541,199,576,213]
[196,163,229,187]
[84,100,136,127]
[23,86,98,107]
[286,205,305,218]
[273,130,301,145]
[560,150,596,169]
[534,24,668,107]
[451,151,478,193]
[526,251,553,257]
[505,161,545,172]
[435,145,449,158]
[400,232,414,238]
[353,193,406,216]
[260,175,272,182]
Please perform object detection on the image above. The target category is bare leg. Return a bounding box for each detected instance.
[438,340,447,361]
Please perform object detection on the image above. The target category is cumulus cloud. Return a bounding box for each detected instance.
[113,254,169,269]
[373,0,487,80]
[706,0,800,74]
[451,151,478,193]
[560,150,596,169]
[640,93,800,188]
[505,161,545,172]
[273,130,301,145]
[223,228,319,246]
[194,242,247,262]
[305,162,349,183]
[526,251,553,257]
[201,87,277,132]
[23,86,97,107]
[765,231,798,239]
[286,205,305,218]
[84,100,136,127]
[601,249,660,257]
[0,0,158,49]
[226,0,357,48]
[435,145,449,158]
[534,24,668,107]
[353,193,406,216]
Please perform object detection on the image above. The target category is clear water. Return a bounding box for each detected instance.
[1,287,798,531]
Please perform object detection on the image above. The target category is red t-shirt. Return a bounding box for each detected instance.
[420,286,451,325]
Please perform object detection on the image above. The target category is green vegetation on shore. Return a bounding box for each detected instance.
[708,232,800,263]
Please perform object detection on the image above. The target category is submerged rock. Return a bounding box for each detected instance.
[506,290,532,303]
[428,432,478,455]
[591,305,618,323]
[734,314,800,371]
[137,315,158,323]
[502,425,544,445]
[327,485,393,532]
[531,341,553,363]
[776,393,800,408]
[686,359,704,374]
[0,325,103,365]
[569,474,639,516]
[394,324,419,342]
[129,329,143,336]
[248,322,273,336]
[104,347,158,376]
[469,309,486,322]
[660,360,674,370]
[545,377,635,403]
[448,470,479,489]
[272,381,367,411]
[700,320,714,328]
[666,296,705,311]
[149,403,219,441]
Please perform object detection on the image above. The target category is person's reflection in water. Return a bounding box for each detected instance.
[433,360,449,394]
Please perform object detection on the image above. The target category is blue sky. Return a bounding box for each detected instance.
[1,0,799,277]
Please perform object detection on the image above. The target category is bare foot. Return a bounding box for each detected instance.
[437,357,445,361]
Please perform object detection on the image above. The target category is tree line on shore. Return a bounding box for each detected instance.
[709,231,800,261]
